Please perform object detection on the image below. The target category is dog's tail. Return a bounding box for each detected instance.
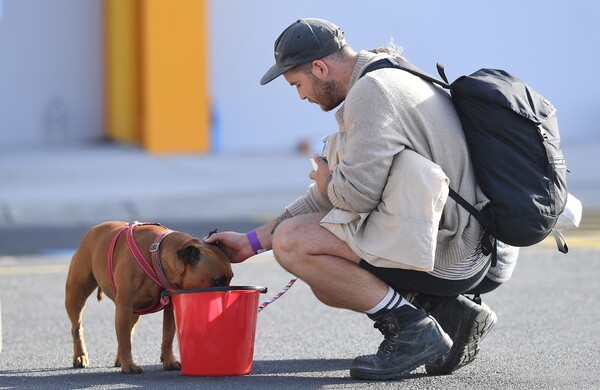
[96,287,104,301]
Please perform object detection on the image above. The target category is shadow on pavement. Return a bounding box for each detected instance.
[0,358,431,389]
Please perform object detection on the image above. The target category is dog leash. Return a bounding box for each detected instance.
[258,276,298,313]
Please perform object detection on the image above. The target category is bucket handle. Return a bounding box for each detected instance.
[161,285,268,301]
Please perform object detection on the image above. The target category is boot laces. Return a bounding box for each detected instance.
[374,318,400,355]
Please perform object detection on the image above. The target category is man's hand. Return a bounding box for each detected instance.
[203,231,254,263]
[309,154,332,195]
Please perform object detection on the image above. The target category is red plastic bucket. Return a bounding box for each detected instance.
[163,286,267,376]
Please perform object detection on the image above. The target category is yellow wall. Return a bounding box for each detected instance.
[104,0,210,153]
[141,0,210,153]
[104,0,139,143]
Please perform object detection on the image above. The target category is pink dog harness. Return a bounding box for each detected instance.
[107,222,174,315]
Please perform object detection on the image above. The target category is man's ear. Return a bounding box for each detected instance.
[311,59,329,80]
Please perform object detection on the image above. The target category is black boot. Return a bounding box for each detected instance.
[411,294,497,375]
[350,306,452,380]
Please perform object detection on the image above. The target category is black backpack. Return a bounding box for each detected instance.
[361,57,569,257]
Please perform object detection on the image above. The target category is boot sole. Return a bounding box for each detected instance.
[425,303,497,375]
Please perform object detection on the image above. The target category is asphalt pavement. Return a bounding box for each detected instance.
[0,245,599,389]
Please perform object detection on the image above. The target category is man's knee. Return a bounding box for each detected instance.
[272,217,301,269]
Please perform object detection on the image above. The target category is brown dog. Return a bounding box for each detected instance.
[65,221,233,374]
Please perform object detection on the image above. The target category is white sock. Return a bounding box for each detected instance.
[365,286,415,315]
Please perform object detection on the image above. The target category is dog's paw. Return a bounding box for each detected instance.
[162,359,181,371]
[114,357,143,374]
[73,355,89,368]
[121,364,143,374]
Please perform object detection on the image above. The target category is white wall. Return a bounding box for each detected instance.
[0,0,103,150]
[0,1,597,153]
[209,0,600,153]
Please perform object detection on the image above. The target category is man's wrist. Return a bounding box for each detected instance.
[246,230,265,254]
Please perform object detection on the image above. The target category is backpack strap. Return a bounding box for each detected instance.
[552,229,568,254]
[447,189,485,229]
[360,57,451,89]
[449,188,497,267]
[436,63,450,84]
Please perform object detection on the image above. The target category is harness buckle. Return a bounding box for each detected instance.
[149,242,160,252]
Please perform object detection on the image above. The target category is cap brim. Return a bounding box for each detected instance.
[260,63,296,85]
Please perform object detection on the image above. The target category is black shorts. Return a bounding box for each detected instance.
[359,258,491,296]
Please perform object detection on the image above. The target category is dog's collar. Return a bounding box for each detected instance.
[123,223,174,290]
[149,229,174,289]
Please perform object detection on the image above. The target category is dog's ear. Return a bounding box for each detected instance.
[176,245,202,266]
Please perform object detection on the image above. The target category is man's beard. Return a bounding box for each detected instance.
[312,79,344,112]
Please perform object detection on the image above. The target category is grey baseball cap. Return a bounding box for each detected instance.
[260,18,346,85]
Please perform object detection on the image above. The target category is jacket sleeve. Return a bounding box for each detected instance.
[327,76,405,214]
[285,183,334,216]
